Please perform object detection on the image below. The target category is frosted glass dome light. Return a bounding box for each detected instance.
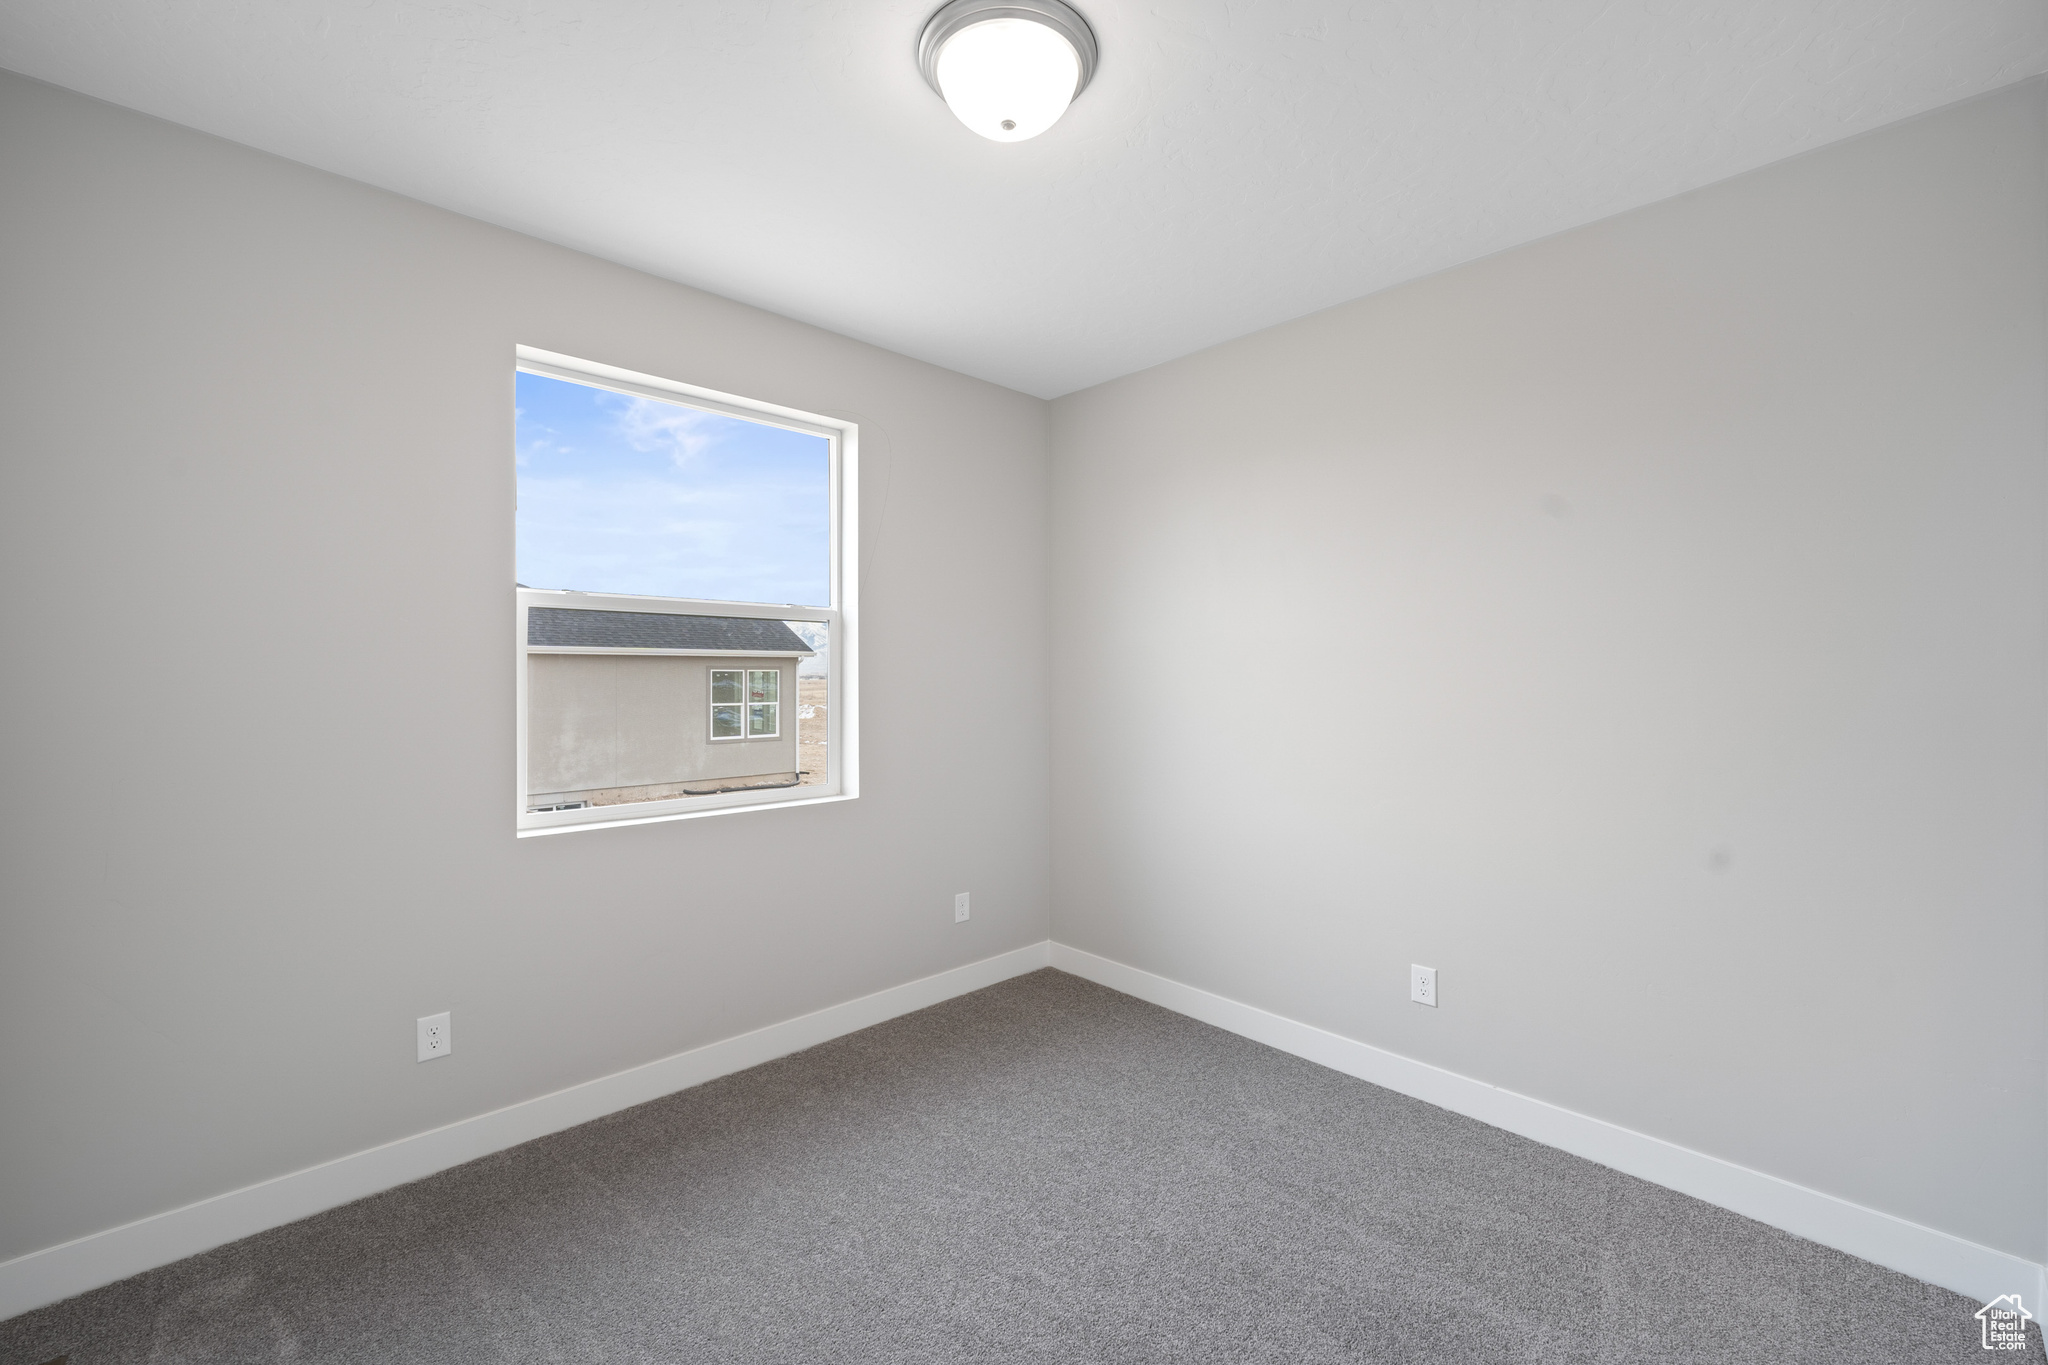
[919,1,1098,143]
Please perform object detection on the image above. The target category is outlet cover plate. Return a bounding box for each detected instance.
[954,892,970,923]
[417,1011,452,1062]
[1410,965,1437,1008]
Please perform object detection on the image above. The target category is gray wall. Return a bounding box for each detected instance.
[1050,80,2047,1260]
[0,71,1050,1263]
[5,56,2043,1280]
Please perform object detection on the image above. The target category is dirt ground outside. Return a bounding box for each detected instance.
[797,677,828,786]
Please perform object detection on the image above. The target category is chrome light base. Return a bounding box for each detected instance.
[917,0,1099,100]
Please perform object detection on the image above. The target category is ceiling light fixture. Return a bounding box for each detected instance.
[918,0,1097,143]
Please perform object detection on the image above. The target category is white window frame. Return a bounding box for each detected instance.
[710,668,745,741]
[514,346,857,836]
[707,667,782,742]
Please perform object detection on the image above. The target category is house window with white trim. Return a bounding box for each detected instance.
[710,667,782,739]
[513,347,855,833]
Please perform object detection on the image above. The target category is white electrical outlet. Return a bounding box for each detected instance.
[1410,965,1437,1008]
[954,892,971,923]
[417,1011,452,1062]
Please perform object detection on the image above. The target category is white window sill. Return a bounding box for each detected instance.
[516,790,855,838]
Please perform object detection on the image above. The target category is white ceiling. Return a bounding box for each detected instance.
[3,2,2044,397]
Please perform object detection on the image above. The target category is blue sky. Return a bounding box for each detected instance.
[516,371,831,606]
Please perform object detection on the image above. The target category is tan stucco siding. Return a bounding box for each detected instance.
[527,654,800,798]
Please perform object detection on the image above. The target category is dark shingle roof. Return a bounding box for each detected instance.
[528,607,814,654]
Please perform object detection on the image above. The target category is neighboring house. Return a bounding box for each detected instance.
[525,607,814,809]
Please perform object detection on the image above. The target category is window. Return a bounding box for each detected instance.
[712,670,743,738]
[513,347,855,834]
[709,668,779,739]
[750,669,780,737]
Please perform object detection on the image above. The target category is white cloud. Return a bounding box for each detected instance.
[608,394,726,469]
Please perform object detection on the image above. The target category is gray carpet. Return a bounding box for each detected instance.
[2,968,2034,1364]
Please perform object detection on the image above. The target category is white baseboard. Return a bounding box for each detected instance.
[1049,942,2044,1310]
[0,941,1053,1322]
[8,937,2038,1324]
